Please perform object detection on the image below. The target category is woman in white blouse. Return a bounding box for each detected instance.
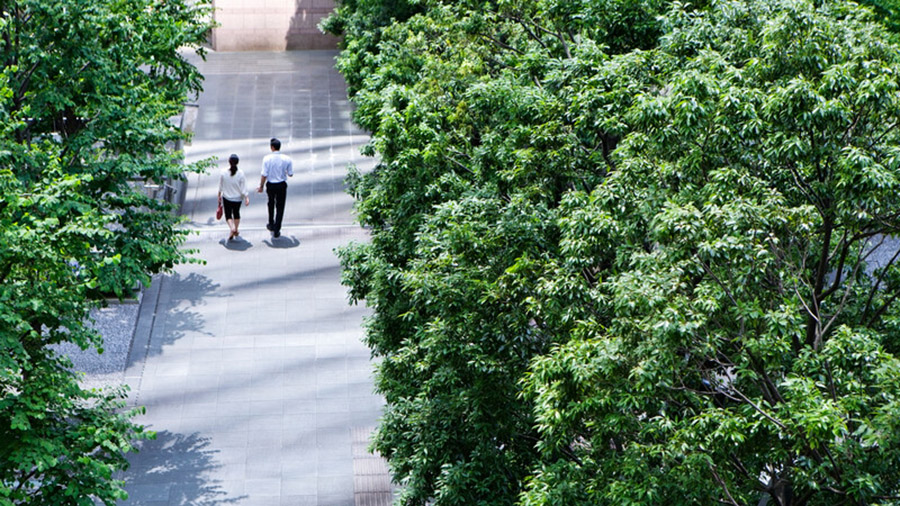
[218,154,250,240]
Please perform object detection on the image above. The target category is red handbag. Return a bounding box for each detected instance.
[216,200,223,220]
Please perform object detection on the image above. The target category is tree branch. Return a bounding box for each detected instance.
[446,153,476,177]
[819,241,865,347]
[867,120,898,149]
[479,33,524,55]
[500,14,572,58]
[13,467,41,494]
[787,163,825,213]
[730,386,787,431]
[727,453,755,483]
[500,14,549,53]
[14,43,53,106]
[806,212,833,347]
[841,104,867,146]
[865,289,900,327]
[708,461,740,506]
[697,259,739,308]
[818,230,852,301]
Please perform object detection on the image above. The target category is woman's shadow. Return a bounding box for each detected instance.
[219,237,253,251]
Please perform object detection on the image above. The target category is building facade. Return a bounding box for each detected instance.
[210,0,339,51]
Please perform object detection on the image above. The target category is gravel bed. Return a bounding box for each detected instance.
[51,296,141,393]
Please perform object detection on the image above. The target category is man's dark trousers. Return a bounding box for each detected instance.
[266,181,287,234]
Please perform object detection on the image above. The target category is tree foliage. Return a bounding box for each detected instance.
[860,0,900,34]
[328,0,900,504]
[0,1,212,503]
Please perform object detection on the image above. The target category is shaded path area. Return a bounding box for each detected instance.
[121,51,388,506]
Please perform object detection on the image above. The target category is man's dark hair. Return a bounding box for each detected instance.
[270,138,281,150]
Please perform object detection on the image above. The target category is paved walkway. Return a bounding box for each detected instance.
[121,51,387,506]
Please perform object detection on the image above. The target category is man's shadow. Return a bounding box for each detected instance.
[263,235,300,249]
[122,431,245,505]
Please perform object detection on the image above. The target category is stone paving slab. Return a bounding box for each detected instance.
[121,51,390,506]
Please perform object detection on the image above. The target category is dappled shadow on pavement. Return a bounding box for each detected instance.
[143,272,220,360]
[123,431,245,505]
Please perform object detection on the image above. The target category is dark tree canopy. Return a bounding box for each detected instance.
[860,0,900,34]
[327,0,900,504]
[0,1,212,503]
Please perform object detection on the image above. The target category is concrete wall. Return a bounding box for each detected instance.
[210,0,340,51]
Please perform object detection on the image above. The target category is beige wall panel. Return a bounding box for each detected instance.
[211,0,339,51]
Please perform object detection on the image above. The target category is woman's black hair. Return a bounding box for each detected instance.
[228,154,239,176]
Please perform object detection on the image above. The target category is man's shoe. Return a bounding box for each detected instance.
[273,231,281,238]
[266,223,274,231]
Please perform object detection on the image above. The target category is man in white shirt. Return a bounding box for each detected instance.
[257,138,293,238]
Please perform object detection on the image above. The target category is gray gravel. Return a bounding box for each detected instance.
[51,296,141,392]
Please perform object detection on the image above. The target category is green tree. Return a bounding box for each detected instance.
[860,0,900,34]
[525,1,900,504]
[331,0,900,504]
[0,1,212,503]
[328,0,666,503]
